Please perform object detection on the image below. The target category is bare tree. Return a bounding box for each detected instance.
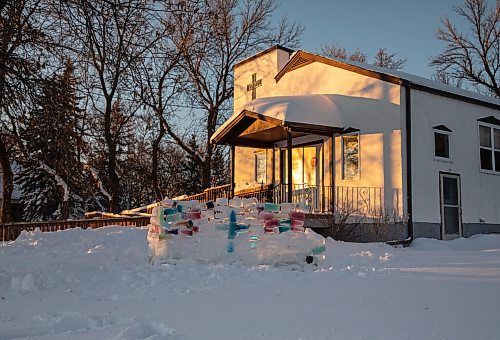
[0,0,49,222]
[320,42,368,63]
[166,0,303,189]
[0,0,8,14]
[320,42,406,70]
[133,3,189,201]
[374,48,406,70]
[431,0,500,97]
[59,0,161,212]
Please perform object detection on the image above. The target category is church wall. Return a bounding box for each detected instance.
[333,132,403,216]
[234,146,273,191]
[233,48,291,115]
[275,62,405,216]
[410,89,500,236]
[276,62,401,105]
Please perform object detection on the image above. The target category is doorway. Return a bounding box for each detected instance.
[439,173,462,239]
[280,143,323,209]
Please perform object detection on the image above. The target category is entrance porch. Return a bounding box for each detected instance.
[211,95,404,219]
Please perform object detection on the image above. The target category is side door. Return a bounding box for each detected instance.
[439,173,463,239]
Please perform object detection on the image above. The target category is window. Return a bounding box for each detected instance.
[342,135,359,180]
[434,132,450,158]
[479,124,500,172]
[255,152,266,183]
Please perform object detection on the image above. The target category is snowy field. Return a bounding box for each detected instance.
[1,226,500,340]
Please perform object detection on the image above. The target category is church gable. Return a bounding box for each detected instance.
[233,45,293,114]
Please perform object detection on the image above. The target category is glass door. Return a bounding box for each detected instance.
[439,173,462,239]
[280,144,323,209]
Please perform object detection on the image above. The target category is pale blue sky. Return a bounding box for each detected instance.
[275,0,470,78]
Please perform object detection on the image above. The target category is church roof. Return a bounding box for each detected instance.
[212,47,500,146]
[277,50,500,109]
[234,45,294,68]
[211,94,398,145]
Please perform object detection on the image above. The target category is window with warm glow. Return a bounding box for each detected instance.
[255,152,266,183]
[342,135,359,180]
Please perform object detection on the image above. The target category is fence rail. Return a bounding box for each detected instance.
[1,216,150,242]
[181,184,232,203]
[273,183,402,215]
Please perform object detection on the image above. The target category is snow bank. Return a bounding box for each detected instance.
[1,227,500,339]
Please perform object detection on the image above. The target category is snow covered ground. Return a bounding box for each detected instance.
[1,226,500,340]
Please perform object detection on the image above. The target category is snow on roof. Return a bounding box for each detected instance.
[211,94,399,143]
[242,94,398,127]
[305,51,500,107]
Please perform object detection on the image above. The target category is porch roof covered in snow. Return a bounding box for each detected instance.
[211,94,389,147]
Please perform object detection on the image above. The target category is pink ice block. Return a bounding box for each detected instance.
[264,227,276,234]
[180,229,193,236]
[289,211,305,221]
[258,211,274,221]
[291,219,304,227]
[184,211,202,220]
[265,218,279,228]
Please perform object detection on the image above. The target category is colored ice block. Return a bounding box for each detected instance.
[278,226,291,233]
[289,211,306,221]
[291,219,304,227]
[258,211,274,221]
[312,244,326,255]
[164,207,178,216]
[180,229,193,236]
[264,202,280,212]
[165,212,183,223]
[265,218,279,228]
[184,211,202,220]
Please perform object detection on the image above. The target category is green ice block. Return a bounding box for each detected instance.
[264,202,280,212]
[312,244,326,255]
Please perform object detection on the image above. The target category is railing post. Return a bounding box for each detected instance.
[287,128,293,203]
[230,145,235,199]
[331,134,335,213]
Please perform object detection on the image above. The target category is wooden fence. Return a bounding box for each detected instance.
[1,216,150,242]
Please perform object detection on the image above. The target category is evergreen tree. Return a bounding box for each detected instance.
[211,146,229,187]
[179,135,203,196]
[89,99,135,211]
[18,61,87,221]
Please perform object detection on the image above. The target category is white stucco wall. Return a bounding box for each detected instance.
[276,62,401,106]
[411,89,500,225]
[233,48,291,115]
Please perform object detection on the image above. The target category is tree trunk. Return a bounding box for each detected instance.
[201,144,212,189]
[104,99,121,213]
[152,122,166,201]
[60,200,69,220]
[201,107,217,189]
[0,136,14,223]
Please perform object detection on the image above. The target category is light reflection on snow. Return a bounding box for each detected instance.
[87,245,103,254]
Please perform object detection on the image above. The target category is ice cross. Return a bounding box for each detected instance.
[247,73,262,100]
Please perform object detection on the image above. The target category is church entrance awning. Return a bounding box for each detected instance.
[211,94,395,146]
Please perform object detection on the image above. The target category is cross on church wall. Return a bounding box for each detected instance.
[246,73,262,100]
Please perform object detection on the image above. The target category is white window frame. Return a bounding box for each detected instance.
[478,122,500,174]
[433,129,451,162]
[341,134,360,180]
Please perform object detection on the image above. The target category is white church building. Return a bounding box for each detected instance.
[211,45,500,241]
